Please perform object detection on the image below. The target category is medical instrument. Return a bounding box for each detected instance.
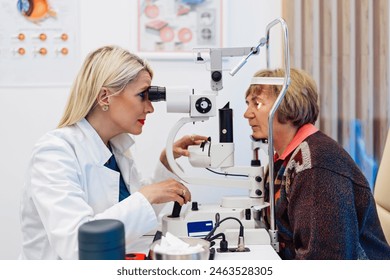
[154,18,290,253]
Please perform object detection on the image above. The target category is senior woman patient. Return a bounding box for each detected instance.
[244,68,390,259]
[19,45,206,259]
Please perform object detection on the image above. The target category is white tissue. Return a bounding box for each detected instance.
[153,232,204,255]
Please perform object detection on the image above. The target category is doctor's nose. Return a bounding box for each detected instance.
[145,100,154,114]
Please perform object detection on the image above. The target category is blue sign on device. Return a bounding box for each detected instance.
[187,220,213,237]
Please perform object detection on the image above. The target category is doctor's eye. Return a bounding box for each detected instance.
[137,90,148,100]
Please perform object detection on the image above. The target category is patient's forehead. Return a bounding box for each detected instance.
[248,85,273,98]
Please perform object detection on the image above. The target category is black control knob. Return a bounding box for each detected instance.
[255,189,263,196]
[191,201,199,211]
[255,176,262,183]
[195,97,212,114]
[211,71,222,82]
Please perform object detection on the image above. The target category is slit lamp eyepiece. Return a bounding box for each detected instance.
[148,86,166,102]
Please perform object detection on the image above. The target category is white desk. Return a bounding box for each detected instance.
[213,245,281,260]
[126,235,281,260]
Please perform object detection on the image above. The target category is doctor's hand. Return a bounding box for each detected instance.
[138,178,191,206]
[160,134,208,171]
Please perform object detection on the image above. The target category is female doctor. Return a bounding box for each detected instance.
[19,45,204,259]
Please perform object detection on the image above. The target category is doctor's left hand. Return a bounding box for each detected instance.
[160,134,208,171]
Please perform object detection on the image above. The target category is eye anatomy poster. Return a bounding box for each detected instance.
[0,0,80,87]
[138,0,223,54]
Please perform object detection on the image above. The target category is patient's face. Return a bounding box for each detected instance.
[244,86,277,140]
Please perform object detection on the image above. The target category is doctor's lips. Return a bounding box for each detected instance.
[138,119,145,125]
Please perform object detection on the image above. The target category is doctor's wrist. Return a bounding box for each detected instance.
[159,150,172,172]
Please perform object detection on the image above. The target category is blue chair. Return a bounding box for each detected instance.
[348,120,378,191]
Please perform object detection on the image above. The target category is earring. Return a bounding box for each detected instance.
[102,105,109,111]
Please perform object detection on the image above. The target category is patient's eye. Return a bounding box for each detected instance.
[255,98,264,109]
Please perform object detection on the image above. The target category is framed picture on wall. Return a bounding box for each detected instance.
[0,0,80,87]
[137,0,223,59]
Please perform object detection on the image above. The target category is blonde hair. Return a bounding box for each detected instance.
[245,68,319,127]
[58,45,153,128]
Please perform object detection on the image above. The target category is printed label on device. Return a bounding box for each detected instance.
[187,221,213,237]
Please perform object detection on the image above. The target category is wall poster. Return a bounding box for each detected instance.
[138,0,223,57]
[0,0,80,87]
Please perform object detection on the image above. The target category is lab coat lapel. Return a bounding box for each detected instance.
[110,133,135,194]
[76,119,121,209]
[93,166,119,210]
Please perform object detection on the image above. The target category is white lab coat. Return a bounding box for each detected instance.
[20,118,174,259]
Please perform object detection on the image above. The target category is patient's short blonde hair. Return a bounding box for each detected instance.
[245,68,319,127]
[58,45,153,128]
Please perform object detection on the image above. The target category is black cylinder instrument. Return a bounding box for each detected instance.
[219,102,233,143]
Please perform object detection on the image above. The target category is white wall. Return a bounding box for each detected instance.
[0,0,281,259]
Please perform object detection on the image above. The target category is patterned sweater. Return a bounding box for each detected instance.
[265,127,390,259]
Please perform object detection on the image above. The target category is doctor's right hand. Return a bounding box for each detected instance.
[138,178,191,206]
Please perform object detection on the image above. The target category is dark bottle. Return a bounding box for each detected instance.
[78,219,125,260]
